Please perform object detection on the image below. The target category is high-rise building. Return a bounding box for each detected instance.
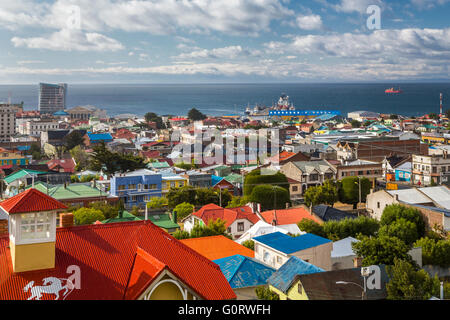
[0,104,16,142]
[38,83,67,114]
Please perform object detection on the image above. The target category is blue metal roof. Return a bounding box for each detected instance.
[253,232,332,254]
[87,132,113,141]
[53,110,69,116]
[267,256,324,293]
[213,255,275,289]
[211,175,224,186]
[16,145,31,151]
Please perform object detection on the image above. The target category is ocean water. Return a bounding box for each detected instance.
[0,83,449,117]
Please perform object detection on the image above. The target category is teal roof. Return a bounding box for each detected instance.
[147,162,170,169]
[4,169,47,184]
[267,256,324,293]
[213,255,275,289]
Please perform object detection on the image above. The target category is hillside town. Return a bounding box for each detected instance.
[0,95,449,301]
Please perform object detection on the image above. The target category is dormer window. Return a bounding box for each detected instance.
[9,211,56,245]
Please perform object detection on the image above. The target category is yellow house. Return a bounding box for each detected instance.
[161,175,187,194]
[266,256,324,300]
[268,262,389,300]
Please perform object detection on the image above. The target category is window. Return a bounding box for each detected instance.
[377,202,380,209]
[129,184,137,190]
[277,256,282,264]
[298,283,303,294]
[118,185,126,191]
[292,186,298,192]
[20,212,52,241]
[237,222,244,232]
[149,184,157,190]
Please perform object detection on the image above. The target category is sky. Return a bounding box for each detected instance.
[0,0,449,84]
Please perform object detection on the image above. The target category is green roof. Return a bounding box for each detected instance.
[5,169,47,184]
[148,213,180,230]
[147,161,170,169]
[224,173,244,184]
[102,211,143,223]
[27,182,109,200]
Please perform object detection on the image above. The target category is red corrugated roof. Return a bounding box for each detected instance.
[0,221,235,300]
[181,235,255,260]
[0,188,68,214]
[261,208,321,226]
[192,204,259,228]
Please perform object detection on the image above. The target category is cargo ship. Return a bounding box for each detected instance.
[385,87,402,94]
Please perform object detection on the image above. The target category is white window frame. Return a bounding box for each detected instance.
[10,211,56,245]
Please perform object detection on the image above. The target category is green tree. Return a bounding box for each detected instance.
[304,180,338,207]
[217,189,232,208]
[187,108,207,121]
[243,169,289,197]
[196,188,219,206]
[352,235,412,266]
[172,229,191,240]
[380,204,426,240]
[242,240,255,250]
[386,258,440,300]
[255,287,280,300]
[70,145,90,171]
[167,186,197,208]
[130,205,141,216]
[338,176,371,209]
[190,218,230,239]
[174,202,195,222]
[414,238,450,267]
[379,218,420,246]
[147,197,168,209]
[89,201,119,220]
[249,185,290,211]
[297,219,326,238]
[144,112,166,129]
[64,131,85,150]
[73,207,105,225]
[322,216,380,241]
[226,196,249,208]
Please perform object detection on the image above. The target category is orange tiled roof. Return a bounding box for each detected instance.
[192,203,260,228]
[0,221,235,300]
[261,207,321,226]
[181,235,254,260]
[0,188,68,214]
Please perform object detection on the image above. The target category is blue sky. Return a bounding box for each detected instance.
[0,0,449,84]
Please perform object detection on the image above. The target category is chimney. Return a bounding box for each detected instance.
[353,257,363,268]
[257,203,261,214]
[0,219,8,237]
[394,194,399,202]
[272,210,277,226]
[60,213,74,228]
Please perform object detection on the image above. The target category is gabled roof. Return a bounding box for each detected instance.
[267,256,324,293]
[0,188,68,214]
[261,208,321,226]
[0,221,236,300]
[312,205,358,222]
[213,255,275,289]
[181,235,254,260]
[4,169,47,184]
[253,232,331,255]
[331,237,360,258]
[191,204,259,228]
[297,266,388,300]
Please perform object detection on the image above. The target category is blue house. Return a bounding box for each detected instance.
[395,161,412,182]
[110,169,162,209]
[213,254,276,299]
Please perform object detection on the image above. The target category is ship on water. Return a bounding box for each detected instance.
[245,93,295,116]
[244,93,341,121]
[385,87,403,94]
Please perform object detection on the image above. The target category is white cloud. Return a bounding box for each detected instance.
[411,0,450,9]
[11,29,124,52]
[296,14,323,30]
[0,0,294,36]
[334,0,384,14]
[173,46,260,60]
[17,60,45,65]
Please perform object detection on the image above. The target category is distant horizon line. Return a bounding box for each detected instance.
[1,80,450,86]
